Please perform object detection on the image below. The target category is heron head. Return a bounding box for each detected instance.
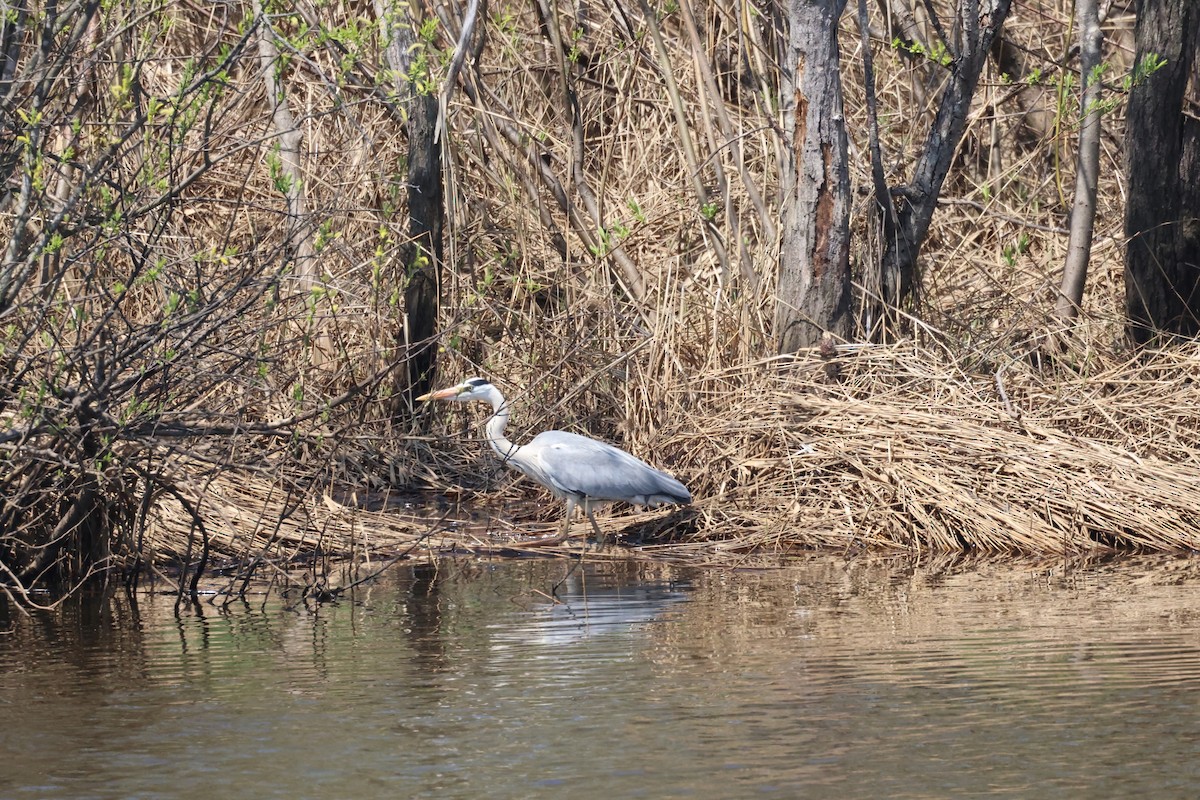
[416,377,493,403]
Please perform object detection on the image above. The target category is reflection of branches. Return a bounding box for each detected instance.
[0,552,100,613]
[300,513,449,604]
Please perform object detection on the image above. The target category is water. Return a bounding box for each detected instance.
[3,554,1200,799]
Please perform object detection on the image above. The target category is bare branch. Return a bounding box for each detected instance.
[1055,0,1104,321]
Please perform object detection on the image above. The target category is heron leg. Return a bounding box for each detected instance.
[586,507,607,547]
[560,497,577,542]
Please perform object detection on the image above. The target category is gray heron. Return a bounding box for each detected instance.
[417,377,691,543]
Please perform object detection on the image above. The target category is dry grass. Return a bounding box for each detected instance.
[149,337,1200,563]
[676,343,1200,555]
[3,0,1194,596]
[367,0,1192,558]
[146,0,1198,563]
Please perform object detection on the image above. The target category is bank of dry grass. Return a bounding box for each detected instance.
[146,334,1200,563]
[142,0,1197,564]
[4,0,1191,603]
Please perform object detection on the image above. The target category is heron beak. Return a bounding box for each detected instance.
[415,386,460,402]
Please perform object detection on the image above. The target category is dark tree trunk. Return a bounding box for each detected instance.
[776,0,852,353]
[402,88,442,401]
[378,0,443,405]
[1124,0,1200,344]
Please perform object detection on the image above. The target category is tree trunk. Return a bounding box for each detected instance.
[1055,0,1104,320]
[776,0,852,353]
[402,89,442,400]
[254,0,328,366]
[378,0,442,402]
[1124,0,1200,344]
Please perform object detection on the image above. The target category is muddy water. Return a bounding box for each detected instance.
[3,555,1200,799]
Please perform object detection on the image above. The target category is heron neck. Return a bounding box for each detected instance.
[484,386,521,463]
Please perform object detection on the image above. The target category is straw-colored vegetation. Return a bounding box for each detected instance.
[0,0,1194,606]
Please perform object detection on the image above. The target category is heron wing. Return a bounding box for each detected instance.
[525,430,691,506]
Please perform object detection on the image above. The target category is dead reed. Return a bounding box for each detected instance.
[143,0,1198,564]
[146,335,1200,563]
[673,341,1200,555]
[1,0,1191,607]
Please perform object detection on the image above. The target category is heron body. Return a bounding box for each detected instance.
[418,377,691,542]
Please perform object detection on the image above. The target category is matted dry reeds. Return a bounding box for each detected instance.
[146,338,1200,562]
[693,344,1200,555]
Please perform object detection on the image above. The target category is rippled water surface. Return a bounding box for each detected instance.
[4,555,1200,799]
